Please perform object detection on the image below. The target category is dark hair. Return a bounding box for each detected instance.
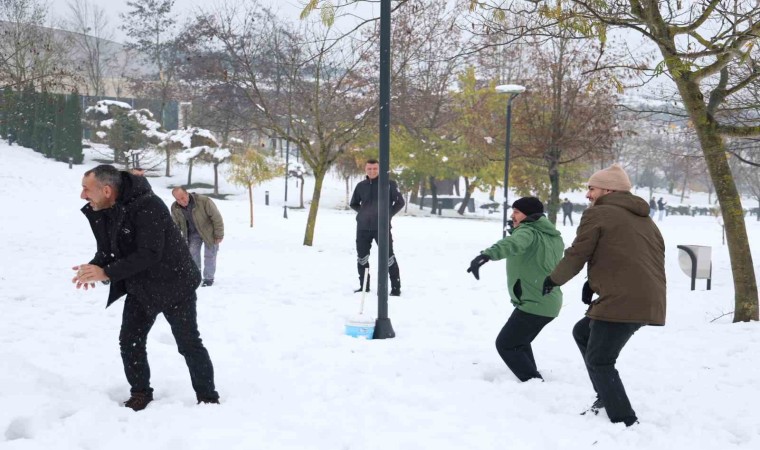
[366,159,379,165]
[85,165,122,191]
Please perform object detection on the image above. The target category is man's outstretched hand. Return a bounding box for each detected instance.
[467,254,491,280]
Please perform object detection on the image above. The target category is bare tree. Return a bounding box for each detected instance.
[513,32,619,222]
[64,0,117,98]
[0,0,77,91]
[198,2,378,246]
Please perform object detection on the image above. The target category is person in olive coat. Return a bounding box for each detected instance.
[467,197,564,382]
[73,165,219,411]
[543,163,666,427]
[171,187,225,287]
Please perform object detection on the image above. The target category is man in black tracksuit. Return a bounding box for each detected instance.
[74,165,219,411]
[349,159,405,296]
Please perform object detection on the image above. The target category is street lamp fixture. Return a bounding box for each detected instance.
[495,84,525,238]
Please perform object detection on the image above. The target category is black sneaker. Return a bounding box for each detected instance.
[124,392,153,411]
[581,397,604,416]
[197,395,220,405]
[202,280,214,287]
[390,287,401,297]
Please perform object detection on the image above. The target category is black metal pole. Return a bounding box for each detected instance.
[374,0,395,339]
[284,122,291,219]
[502,97,514,238]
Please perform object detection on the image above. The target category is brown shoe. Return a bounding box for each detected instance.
[124,392,153,411]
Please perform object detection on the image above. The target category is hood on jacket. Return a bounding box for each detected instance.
[117,172,153,205]
[520,215,562,236]
[594,191,650,217]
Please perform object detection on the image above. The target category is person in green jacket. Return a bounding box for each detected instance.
[467,197,564,382]
[171,187,225,287]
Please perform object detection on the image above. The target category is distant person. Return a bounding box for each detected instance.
[561,198,574,226]
[649,197,657,218]
[74,165,219,411]
[129,167,146,176]
[467,197,564,382]
[542,163,665,427]
[171,187,225,287]
[350,159,405,296]
[657,197,667,222]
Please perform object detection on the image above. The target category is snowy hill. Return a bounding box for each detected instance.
[0,143,759,450]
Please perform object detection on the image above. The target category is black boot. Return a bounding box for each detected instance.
[580,397,604,416]
[390,278,401,297]
[354,273,370,293]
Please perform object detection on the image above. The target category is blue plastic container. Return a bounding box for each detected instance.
[345,320,375,340]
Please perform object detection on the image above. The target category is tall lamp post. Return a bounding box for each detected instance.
[283,120,291,219]
[495,84,525,238]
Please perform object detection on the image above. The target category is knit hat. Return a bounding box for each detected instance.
[588,163,632,191]
[512,197,544,216]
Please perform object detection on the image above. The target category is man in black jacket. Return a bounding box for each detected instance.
[73,165,219,411]
[561,198,574,226]
[349,159,405,296]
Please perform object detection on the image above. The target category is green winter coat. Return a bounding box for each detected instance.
[171,193,224,247]
[482,216,564,318]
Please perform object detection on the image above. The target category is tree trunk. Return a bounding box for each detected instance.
[458,177,475,215]
[248,184,254,228]
[547,155,561,224]
[676,80,758,322]
[187,159,193,186]
[303,169,326,246]
[679,163,690,203]
[299,175,305,208]
[345,176,350,209]
[489,186,496,202]
[419,180,426,209]
[454,178,460,196]
[429,176,438,214]
[214,163,220,196]
[165,147,172,177]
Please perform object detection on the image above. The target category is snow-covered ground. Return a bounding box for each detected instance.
[1,144,759,450]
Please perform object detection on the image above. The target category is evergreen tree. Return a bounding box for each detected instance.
[52,94,67,161]
[0,87,10,140]
[18,84,36,149]
[66,92,84,163]
[6,88,21,145]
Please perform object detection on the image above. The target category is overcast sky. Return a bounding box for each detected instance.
[47,0,312,38]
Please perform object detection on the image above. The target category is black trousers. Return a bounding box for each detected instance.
[563,212,573,226]
[495,308,554,382]
[356,229,400,285]
[119,295,218,400]
[573,316,642,424]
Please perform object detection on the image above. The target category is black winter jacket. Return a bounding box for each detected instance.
[82,172,201,313]
[349,176,405,230]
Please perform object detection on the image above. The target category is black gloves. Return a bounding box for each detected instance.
[467,254,491,280]
[542,276,558,295]
[582,281,594,305]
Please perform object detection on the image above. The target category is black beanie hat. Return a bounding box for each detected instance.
[512,197,544,216]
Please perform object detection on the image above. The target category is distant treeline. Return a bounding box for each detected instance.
[0,85,83,164]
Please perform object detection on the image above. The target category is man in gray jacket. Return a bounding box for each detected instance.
[171,187,225,287]
[543,163,666,427]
